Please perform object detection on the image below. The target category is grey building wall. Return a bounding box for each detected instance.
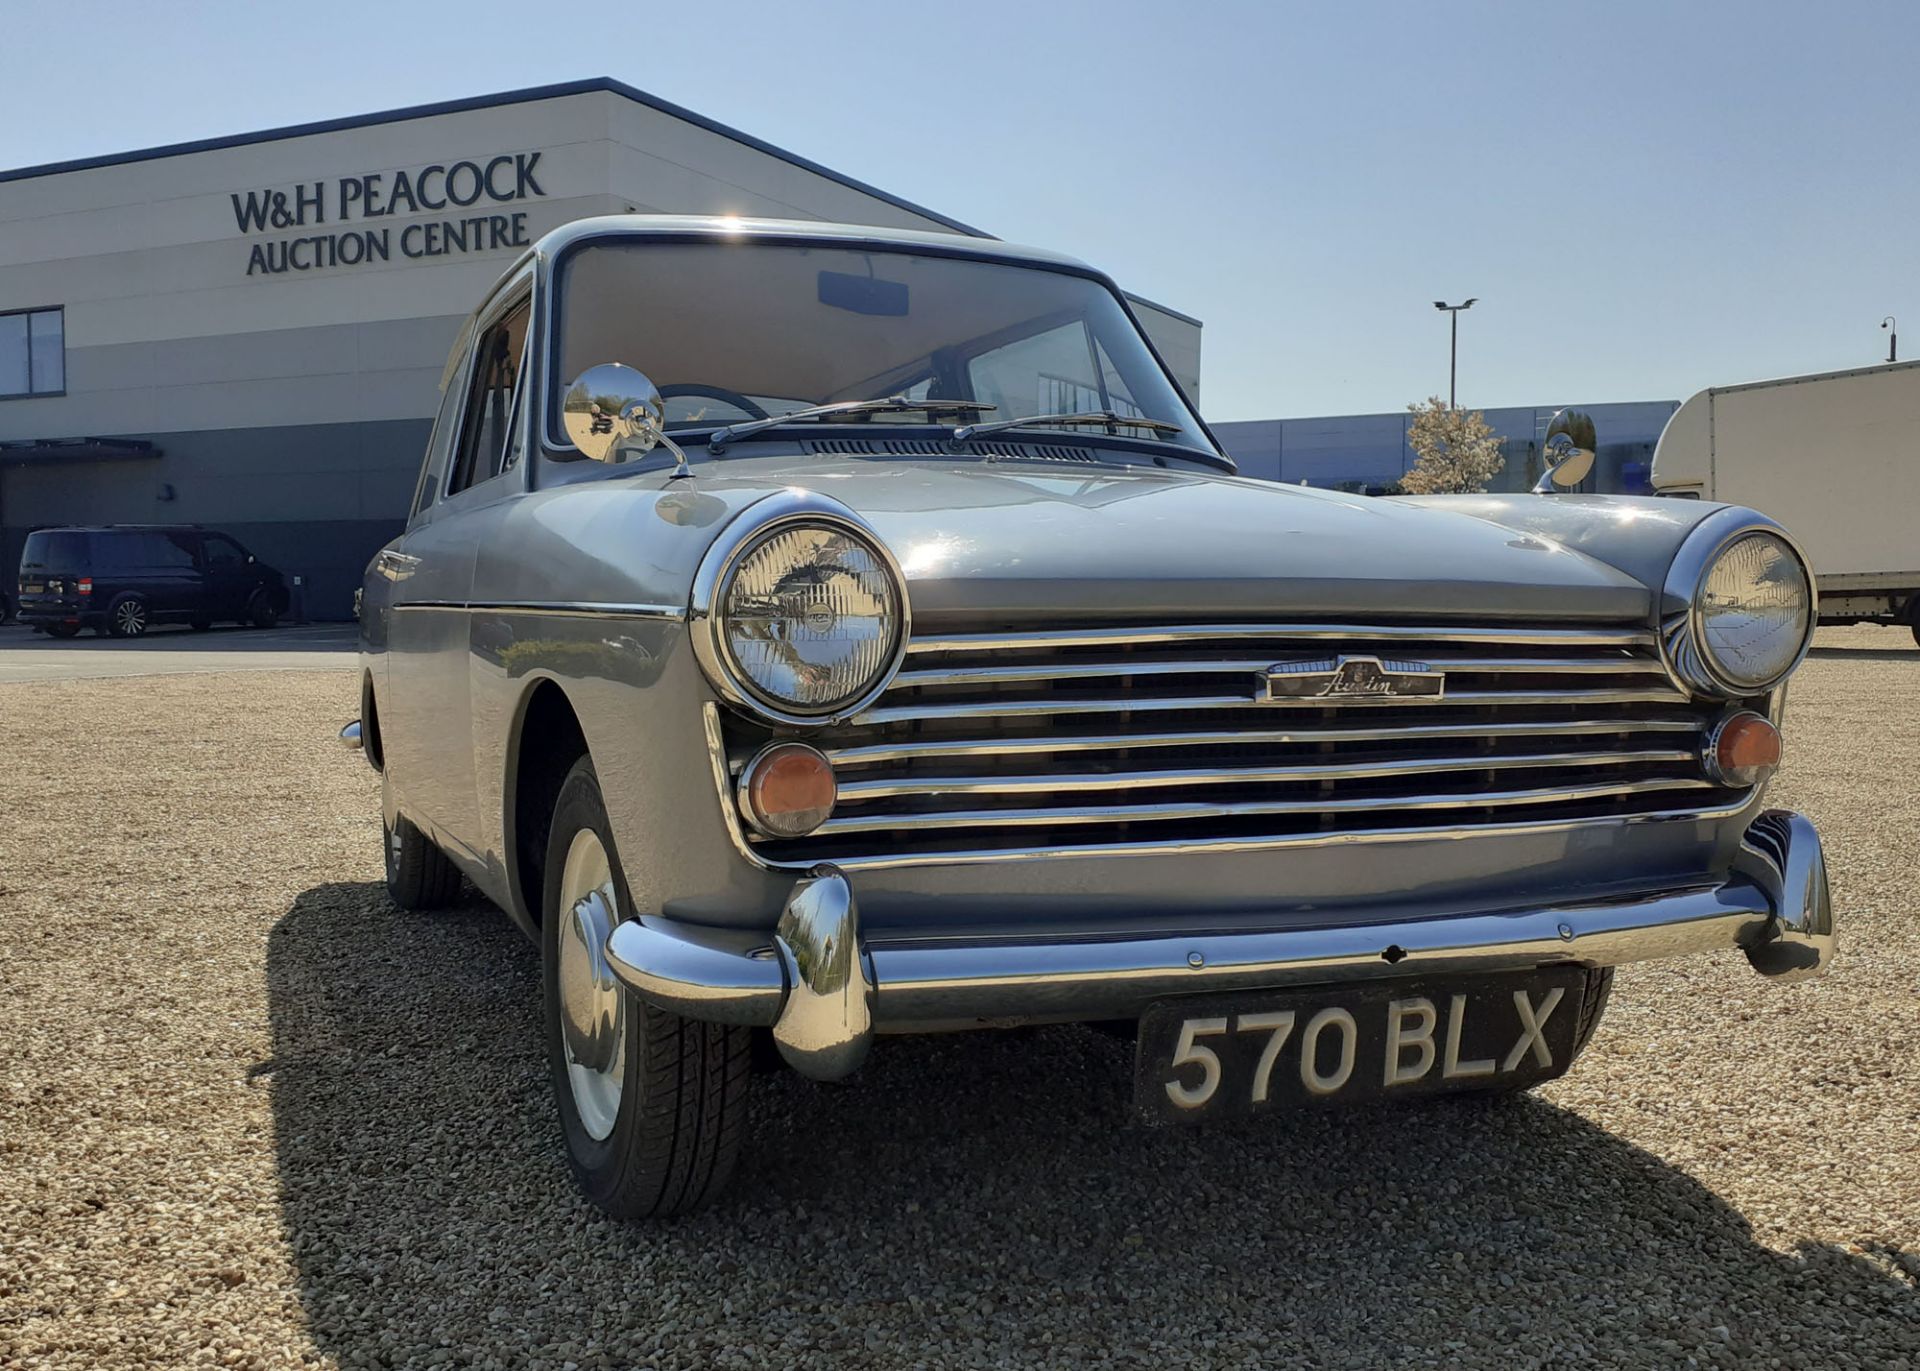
[1215,399,1681,494]
[0,416,426,619]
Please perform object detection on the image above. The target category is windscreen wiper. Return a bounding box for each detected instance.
[706,396,996,452]
[950,411,1185,444]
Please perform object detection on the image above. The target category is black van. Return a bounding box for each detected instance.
[15,526,290,638]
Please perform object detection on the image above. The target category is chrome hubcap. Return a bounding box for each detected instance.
[116,602,145,633]
[556,828,625,1141]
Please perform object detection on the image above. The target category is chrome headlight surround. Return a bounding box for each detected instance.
[690,490,911,726]
[1660,507,1816,699]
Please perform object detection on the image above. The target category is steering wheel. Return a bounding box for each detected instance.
[657,384,769,422]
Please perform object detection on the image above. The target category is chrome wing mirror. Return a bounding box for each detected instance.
[1533,409,1596,494]
[560,363,692,477]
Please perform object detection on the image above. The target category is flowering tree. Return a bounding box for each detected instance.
[1400,397,1506,494]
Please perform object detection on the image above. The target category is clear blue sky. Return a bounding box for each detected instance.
[7,0,1915,420]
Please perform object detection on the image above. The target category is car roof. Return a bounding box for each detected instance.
[528,214,1098,274]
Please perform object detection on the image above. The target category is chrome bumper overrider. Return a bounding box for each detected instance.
[603,808,1834,1082]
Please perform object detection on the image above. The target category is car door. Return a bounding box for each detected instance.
[116,530,202,623]
[382,276,533,866]
[199,533,253,621]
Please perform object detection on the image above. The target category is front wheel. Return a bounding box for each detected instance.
[246,591,281,629]
[45,624,80,639]
[542,759,751,1218]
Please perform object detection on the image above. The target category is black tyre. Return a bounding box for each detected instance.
[189,617,213,632]
[383,812,461,910]
[1910,621,1920,650]
[246,592,281,629]
[106,594,150,638]
[542,758,751,1218]
[46,624,80,639]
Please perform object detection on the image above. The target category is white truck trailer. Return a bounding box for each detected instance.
[1652,359,1920,642]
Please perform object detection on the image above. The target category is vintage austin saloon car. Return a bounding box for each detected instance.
[345,215,1832,1217]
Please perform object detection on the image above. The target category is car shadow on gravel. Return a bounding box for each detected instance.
[267,883,1920,1369]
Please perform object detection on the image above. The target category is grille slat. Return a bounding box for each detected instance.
[907,622,1658,655]
[856,686,1690,726]
[722,617,1739,867]
[811,776,1718,836]
[820,715,1705,767]
[894,654,1672,688]
[834,748,1699,801]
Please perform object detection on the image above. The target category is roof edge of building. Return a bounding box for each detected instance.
[0,77,990,239]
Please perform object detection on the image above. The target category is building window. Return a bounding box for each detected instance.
[0,307,65,399]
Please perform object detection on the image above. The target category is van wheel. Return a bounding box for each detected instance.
[383,813,461,909]
[190,617,213,632]
[1910,621,1920,649]
[246,592,281,630]
[543,758,751,1218]
[46,624,80,639]
[107,595,150,637]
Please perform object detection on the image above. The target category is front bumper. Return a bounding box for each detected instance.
[605,808,1835,1081]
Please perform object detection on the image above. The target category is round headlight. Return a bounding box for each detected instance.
[714,520,904,716]
[1696,532,1812,690]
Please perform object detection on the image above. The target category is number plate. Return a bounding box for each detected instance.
[22,583,43,595]
[1134,969,1587,1123]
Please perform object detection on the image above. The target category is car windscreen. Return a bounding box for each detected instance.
[549,240,1208,453]
[20,530,89,571]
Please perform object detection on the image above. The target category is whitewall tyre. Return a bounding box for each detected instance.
[541,758,752,1218]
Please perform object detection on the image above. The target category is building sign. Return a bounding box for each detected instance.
[232,152,547,277]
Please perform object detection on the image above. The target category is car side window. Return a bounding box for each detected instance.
[203,535,246,570]
[447,295,531,497]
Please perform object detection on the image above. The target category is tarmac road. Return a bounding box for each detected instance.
[0,621,358,682]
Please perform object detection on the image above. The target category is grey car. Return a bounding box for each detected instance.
[345,215,1833,1217]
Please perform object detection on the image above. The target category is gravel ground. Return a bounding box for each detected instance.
[1,625,1917,1369]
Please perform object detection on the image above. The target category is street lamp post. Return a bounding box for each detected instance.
[1433,298,1477,408]
[1883,316,1898,364]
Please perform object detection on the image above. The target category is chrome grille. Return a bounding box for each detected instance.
[721,619,1743,868]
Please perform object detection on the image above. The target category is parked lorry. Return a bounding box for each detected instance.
[1651,359,1920,641]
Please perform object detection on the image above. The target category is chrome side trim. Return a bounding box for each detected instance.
[786,776,1719,838]
[394,599,687,620]
[832,748,1699,801]
[821,716,1706,767]
[908,622,1659,655]
[855,685,1690,725]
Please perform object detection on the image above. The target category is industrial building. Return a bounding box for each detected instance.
[0,79,1203,618]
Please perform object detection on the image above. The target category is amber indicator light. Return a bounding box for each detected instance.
[742,743,837,838]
